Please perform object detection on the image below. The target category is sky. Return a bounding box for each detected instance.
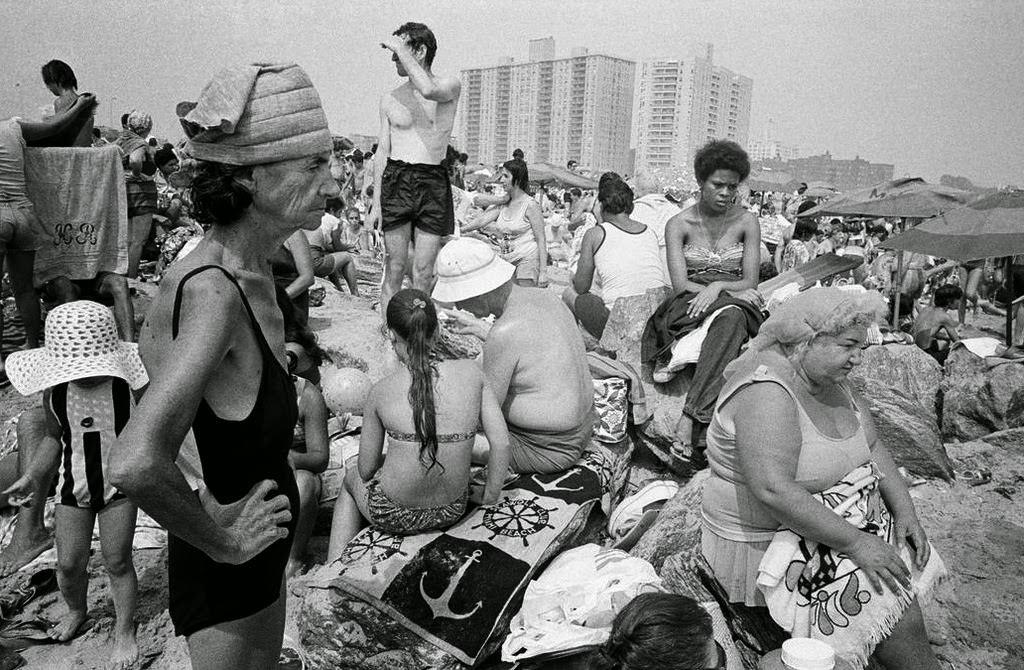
[2,0,1023,186]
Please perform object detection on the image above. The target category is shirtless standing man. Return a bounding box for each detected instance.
[367,22,461,313]
[434,238,594,474]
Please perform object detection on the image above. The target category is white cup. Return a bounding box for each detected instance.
[780,638,835,670]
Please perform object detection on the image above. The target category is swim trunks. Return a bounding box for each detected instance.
[50,379,132,512]
[380,158,455,237]
[365,476,467,535]
[166,265,299,638]
[0,203,40,253]
[507,408,595,474]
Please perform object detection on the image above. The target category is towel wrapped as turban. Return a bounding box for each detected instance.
[178,62,332,166]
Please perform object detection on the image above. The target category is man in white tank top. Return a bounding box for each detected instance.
[562,174,668,339]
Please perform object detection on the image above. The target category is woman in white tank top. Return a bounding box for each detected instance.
[562,173,668,338]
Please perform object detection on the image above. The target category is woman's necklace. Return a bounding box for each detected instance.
[697,204,728,251]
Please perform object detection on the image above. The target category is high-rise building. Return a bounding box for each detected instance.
[457,41,636,174]
[747,138,801,163]
[634,44,753,176]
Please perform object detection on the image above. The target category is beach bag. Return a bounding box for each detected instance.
[501,544,662,662]
[592,377,628,443]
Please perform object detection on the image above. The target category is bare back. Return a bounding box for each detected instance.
[373,360,483,506]
[384,81,458,165]
[486,289,592,432]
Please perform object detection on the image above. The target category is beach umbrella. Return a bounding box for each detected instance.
[880,190,1024,344]
[527,162,599,189]
[879,190,1024,261]
[803,177,971,218]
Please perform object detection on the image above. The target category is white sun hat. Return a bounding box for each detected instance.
[5,301,149,395]
[432,237,515,304]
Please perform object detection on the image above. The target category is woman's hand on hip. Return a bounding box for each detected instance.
[846,533,911,595]
[893,512,930,571]
[199,479,292,565]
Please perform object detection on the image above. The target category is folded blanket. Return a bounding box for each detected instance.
[756,462,945,669]
[24,145,128,282]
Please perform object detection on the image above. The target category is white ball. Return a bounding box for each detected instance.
[321,367,373,416]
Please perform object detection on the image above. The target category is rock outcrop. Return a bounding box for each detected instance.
[849,344,943,415]
[942,358,1024,442]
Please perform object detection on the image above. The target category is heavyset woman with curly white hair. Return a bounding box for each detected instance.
[700,288,944,669]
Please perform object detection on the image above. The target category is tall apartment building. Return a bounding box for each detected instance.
[634,44,753,175]
[457,41,636,174]
[747,138,801,162]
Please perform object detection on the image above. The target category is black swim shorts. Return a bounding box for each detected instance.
[380,159,455,237]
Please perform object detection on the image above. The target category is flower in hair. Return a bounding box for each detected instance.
[412,298,426,309]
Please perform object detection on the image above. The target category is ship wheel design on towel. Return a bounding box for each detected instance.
[473,497,556,547]
[337,528,408,574]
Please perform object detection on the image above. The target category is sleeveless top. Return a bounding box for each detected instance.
[593,222,667,307]
[702,360,871,543]
[171,265,299,507]
[488,198,537,263]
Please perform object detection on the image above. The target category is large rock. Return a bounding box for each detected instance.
[849,344,942,416]
[980,427,1024,453]
[942,361,1024,441]
[856,377,954,480]
[599,286,671,371]
[596,288,696,450]
[630,469,709,571]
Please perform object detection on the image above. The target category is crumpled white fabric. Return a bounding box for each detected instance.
[500,544,662,662]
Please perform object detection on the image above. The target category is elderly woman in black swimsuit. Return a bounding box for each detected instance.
[642,140,764,473]
[110,63,339,670]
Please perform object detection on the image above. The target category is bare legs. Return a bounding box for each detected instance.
[285,469,321,578]
[0,409,56,577]
[381,226,442,313]
[187,582,287,670]
[326,467,369,562]
[6,249,41,347]
[98,501,139,670]
[127,213,153,279]
[873,599,941,670]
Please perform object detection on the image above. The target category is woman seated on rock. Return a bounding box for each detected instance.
[642,140,764,472]
[701,288,943,669]
[327,289,510,559]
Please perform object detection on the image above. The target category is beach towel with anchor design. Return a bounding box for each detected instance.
[303,448,613,667]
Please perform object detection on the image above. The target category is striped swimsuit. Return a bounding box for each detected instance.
[50,379,132,512]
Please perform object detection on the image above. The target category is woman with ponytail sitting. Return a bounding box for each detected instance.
[327,288,511,558]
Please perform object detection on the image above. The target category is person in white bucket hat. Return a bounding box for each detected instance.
[435,238,596,474]
[4,300,145,667]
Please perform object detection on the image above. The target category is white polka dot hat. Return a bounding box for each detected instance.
[5,301,148,395]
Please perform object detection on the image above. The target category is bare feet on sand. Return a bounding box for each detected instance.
[0,532,53,578]
[109,624,139,670]
[48,608,88,642]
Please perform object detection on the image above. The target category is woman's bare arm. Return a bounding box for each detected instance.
[357,388,386,481]
[291,384,330,474]
[110,274,291,564]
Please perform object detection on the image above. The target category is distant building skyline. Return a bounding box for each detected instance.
[779,151,895,192]
[633,44,753,177]
[456,40,636,174]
